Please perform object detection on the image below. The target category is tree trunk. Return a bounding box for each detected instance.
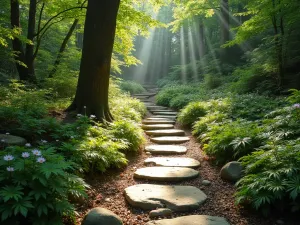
[49,19,79,77]
[199,19,205,59]
[68,0,120,122]
[25,0,37,81]
[10,0,29,80]
[220,0,230,62]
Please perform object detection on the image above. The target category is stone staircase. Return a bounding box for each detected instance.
[125,86,230,224]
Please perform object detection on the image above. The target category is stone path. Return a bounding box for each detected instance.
[124,86,230,224]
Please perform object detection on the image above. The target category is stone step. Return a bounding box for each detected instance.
[142,124,174,130]
[152,111,178,116]
[151,136,190,144]
[145,215,230,225]
[145,145,187,154]
[149,109,176,113]
[147,106,167,110]
[145,129,185,137]
[124,184,207,212]
[144,157,200,168]
[146,117,175,121]
[143,120,175,125]
[133,93,156,97]
[150,115,177,120]
[134,166,199,181]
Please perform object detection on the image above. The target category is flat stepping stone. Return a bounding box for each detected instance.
[145,215,230,225]
[153,111,178,116]
[145,129,185,136]
[150,115,177,120]
[134,166,199,181]
[124,184,207,212]
[147,106,167,110]
[0,134,27,146]
[145,145,187,154]
[143,120,175,125]
[142,124,174,130]
[151,136,190,144]
[145,157,200,168]
[146,117,175,121]
[149,109,176,113]
[134,93,156,97]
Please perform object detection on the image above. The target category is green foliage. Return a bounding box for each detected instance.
[156,84,203,107]
[202,120,264,164]
[192,112,227,137]
[169,94,201,110]
[229,94,284,120]
[236,139,300,214]
[204,74,222,90]
[0,146,87,224]
[110,120,145,152]
[177,102,208,126]
[287,89,300,104]
[119,80,146,94]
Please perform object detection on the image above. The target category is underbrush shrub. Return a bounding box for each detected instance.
[177,102,208,126]
[204,74,222,90]
[229,94,284,120]
[110,120,145,152]
[156,84,202,107]
[0,145,87,225]
[236,139,300,215]
[169,94,201,110]
[192,112,227,138]
[119,80,146,94]
[202,119,265,164]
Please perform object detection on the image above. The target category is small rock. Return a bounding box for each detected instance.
[276,220,284,224]
[105,198,111,202]
[202,180,211,186]
[146,152,152,155]
[220,161,243,182]
[82,207,123,225]
[149,208,172,218]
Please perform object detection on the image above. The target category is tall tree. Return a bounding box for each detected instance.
[68,0,120,122]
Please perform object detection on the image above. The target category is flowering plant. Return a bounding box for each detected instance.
[0,145,87,225]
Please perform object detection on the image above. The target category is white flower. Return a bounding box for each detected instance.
[77,114,82,117]
[6,166,14,172]
[84,106,86,109]
[70,136,74,139]
[77,127,80,130]
[3,155,14,161]
[5,133,10,135]
[1,139,5,143]
[25,143,31,147]
[36,157,46,163]
[90,115,96,119]
[22,152,30,158]
[32,149,41,156]
[40,139,47,143]
[56,139,59,142]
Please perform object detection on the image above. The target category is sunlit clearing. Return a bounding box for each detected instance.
[132,28,156,83]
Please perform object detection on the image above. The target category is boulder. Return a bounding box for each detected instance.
[82,207,123,225]
[0,134,26,146]
[220,161,243,182]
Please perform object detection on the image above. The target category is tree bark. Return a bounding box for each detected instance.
[49,19,79,77]
[199,19,205,59]
[25,0,37,81]
[220,0,230,62]
[10,0,29,81]
[68,0,120,122]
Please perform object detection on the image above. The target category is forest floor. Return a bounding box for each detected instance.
[74,96,299,225]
